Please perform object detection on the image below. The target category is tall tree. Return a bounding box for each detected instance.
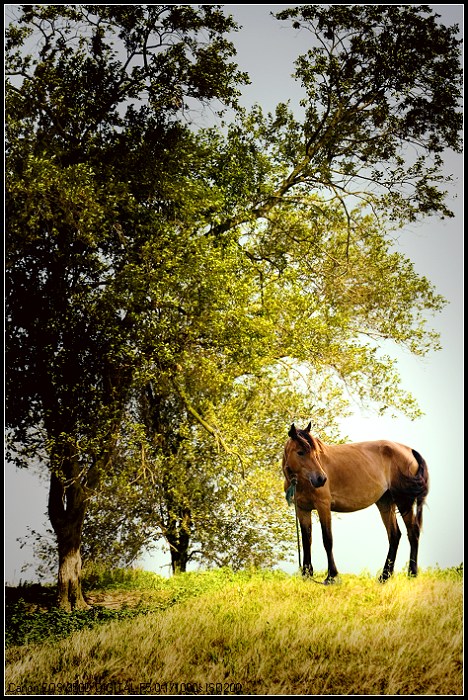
[6,5,462,600]
[6,4,247,609]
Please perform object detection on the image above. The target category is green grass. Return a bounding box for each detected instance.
[5,566,236,648]
[5,567,463,695]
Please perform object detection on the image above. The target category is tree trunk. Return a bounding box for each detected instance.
[56,538,88,611]
[168,508,191,574]
[48,467,89,611]
[170,547,189,574]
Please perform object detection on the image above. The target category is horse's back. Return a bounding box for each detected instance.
[334,439,419,475]
[323,440,421,512]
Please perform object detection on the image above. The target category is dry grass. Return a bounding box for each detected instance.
[5,569,463,695]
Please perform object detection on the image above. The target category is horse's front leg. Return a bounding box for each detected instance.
[317,503,339,584]
[297,509,313,577]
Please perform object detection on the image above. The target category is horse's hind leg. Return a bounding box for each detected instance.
[400,508,421,577]
[376,493,401,582]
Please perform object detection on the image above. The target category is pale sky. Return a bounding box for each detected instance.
[5,5,463,584]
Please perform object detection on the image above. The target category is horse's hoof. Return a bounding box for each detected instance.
[379,571,393,583]
[324,576,338,585]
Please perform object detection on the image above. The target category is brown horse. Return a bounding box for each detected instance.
[283,423,429,583]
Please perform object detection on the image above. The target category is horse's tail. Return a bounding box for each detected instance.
[411,449,429,530]
[392,448,429,527]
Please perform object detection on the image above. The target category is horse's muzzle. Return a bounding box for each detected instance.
[309,472,327,488]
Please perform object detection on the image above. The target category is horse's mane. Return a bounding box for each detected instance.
[297,430,327,454]
[312,436,327,453]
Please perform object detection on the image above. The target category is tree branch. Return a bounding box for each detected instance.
[173,379,246,478]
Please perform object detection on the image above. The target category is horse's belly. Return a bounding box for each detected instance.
[331,500,375,513]
[330,486,388,513]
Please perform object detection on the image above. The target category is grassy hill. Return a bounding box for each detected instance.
[5,566,463,695]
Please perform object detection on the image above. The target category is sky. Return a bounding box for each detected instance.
[4,5,463,584]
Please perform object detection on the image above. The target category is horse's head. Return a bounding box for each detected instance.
[283,422,327,489]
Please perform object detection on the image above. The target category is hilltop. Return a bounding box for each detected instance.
[5,567,463,695]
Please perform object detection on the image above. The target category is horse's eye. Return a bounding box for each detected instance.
[297,450,306,456]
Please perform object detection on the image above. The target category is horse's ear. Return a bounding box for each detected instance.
[288,423,297,439]
[304,422,312,433]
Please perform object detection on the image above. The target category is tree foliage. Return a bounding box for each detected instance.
[273,5,462,222]
[5,5,462,600]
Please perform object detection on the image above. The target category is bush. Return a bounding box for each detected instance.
[5,598,148,647]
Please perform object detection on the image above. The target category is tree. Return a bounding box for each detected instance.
[6,5,462,603]
[79,362,351,574]
[6,4,248,609]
